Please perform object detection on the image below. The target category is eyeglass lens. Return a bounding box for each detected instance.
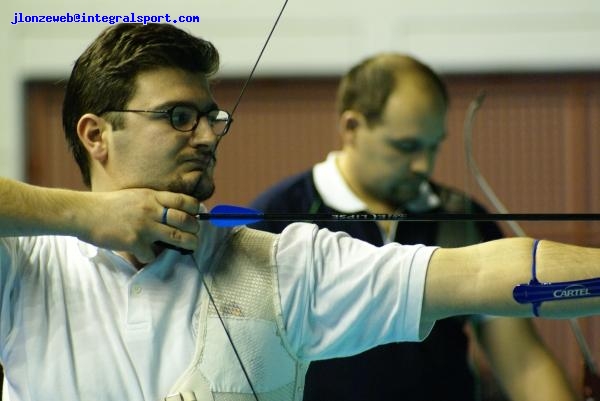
[170,105,230,136]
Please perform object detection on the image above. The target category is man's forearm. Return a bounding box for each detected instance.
[0,177,90,237]
[424,238,600,321]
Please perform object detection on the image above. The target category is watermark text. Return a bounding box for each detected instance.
[11,12,200,25]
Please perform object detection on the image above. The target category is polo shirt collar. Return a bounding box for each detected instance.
[312,151,441,213]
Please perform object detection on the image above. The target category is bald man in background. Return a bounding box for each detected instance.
[250,53,576,401]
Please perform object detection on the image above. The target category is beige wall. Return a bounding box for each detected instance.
[2,0,600,179]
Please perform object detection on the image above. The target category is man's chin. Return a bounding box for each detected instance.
[193,184,215,202]
[168,178,215,201]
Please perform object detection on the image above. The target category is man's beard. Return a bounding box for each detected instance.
[167,176,215,201]
[168,155,217,201]
[369,179,424,210]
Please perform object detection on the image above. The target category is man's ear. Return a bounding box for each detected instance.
[76,113,110,163]
[338,110,365,146]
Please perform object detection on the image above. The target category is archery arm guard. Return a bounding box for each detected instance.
[513,239,600,316]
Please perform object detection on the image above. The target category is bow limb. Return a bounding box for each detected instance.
[462,92,598,378]
[463,91,526,237]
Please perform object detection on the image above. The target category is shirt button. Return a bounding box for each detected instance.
[132,285,142,295]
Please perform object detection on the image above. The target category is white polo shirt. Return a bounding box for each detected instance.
[0,221,435,401]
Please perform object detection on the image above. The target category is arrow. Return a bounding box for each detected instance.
[198,204,600,228]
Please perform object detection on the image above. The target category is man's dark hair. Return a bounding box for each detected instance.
[336,53,449,127]
[62,23,220,187]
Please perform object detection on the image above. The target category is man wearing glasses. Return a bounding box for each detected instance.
[0,23,599,401]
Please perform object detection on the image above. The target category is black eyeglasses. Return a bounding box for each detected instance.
[101,104,233,136]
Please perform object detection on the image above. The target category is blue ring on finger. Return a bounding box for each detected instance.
[161,207,169,225]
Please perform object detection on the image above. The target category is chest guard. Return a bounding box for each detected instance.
[166,227,308,401]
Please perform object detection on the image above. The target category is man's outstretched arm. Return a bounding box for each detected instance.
[423,238,600,323]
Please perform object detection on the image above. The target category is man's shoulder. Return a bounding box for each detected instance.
[250,169,316,212]
[0,235,92,273]
[3,234,80,250]
[249,169,321,233]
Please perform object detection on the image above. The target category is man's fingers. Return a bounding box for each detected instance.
[157,192,201,217]
[154,223,199,252]
[159,207,200,233]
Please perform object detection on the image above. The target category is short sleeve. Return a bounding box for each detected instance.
[274,223,437,360]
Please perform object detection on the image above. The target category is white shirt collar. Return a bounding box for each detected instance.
[312,152,366,213]
[312,151,441,213]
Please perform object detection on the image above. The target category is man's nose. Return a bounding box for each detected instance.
[189,117,218,146]
[410,151,432,175]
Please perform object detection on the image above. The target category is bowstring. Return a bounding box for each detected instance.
[199,270,260,400]
[230,0,289,118]
[203,1,290,400]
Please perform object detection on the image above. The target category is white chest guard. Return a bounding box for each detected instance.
[166,227,308,401]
